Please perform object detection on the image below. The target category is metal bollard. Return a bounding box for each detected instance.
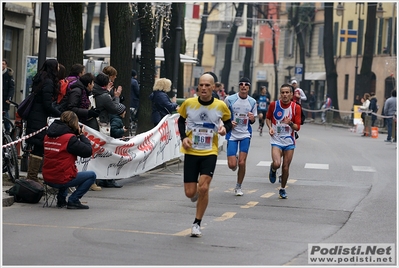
[326,110,333,124]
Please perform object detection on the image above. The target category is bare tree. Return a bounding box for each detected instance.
[221,3,244,90]
[242,3,254,80]
[83,3,96,51]
[108,3,134,128]
[357,3,377,100]
[99,3,107,48]
[163,3,185,96]
[323,3,340,121]
[288,3,315,92]
[136,3,156,134]
[54,3,83,71]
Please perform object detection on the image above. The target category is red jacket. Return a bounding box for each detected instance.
[43,133,78,184]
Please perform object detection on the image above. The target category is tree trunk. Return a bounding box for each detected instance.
[83,3,95,51]
[108,3,134,128]
[243,4,253,81]
[323,3,340,120]
[221,3,244,90]
[163,3,185,97]
[99,3,106,48]
[137,3,156,134]
[54,3,83,71]
[357,3,377,99]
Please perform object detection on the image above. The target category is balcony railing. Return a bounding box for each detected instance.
[205,20,235,34]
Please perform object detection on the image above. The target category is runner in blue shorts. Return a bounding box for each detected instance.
[224,77,257,196]
[266,84,302,199]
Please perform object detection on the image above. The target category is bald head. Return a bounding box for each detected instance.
[197,73,215,101]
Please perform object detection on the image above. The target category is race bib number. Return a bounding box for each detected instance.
[259,102,267,109]
[234,113,248,126]
[192,128,214,150]
[276,123,290,135]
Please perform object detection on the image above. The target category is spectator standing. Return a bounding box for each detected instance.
[110,103,127,139]
[149,78,179,126]
[216,82,226,100]
[359,93,370,136]
[42,111,96,209]
[321,94,332,123]
[383,89,397,142]
[177,73,232,237]
[224,77,257,196]
[130,69,140,118]
[103,66,123,102]
[266,84,302,199]
[66,64,86,90]
[308,90,316,121]
[369,92,378,127]
[25,59,62,183]
[68,73,100,129]
[2,59,15,133]
[291,80,307,104]
[92,72,124,188]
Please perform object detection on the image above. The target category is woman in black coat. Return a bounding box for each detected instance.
[149,78,179,126]
[25,59,62,183]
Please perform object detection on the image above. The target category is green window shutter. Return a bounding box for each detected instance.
[346,21,353,56]
[333,22,339,56]
[377,18,384,54]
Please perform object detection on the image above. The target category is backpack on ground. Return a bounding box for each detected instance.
[6,179,44,203]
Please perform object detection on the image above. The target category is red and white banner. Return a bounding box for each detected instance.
[76,114,183,180]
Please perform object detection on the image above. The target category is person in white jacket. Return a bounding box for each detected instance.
[291,80,307,104]
[359,93,371,136]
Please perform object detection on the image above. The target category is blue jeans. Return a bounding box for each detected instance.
[386,118,393,141]
[46,171,96,203]
[3,110,10,132]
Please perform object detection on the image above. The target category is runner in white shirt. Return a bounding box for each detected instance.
[224,77,257,196]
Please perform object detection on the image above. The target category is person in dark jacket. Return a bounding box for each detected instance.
[91,72,122,130]
[67,73,100,127]
[25,58,62,183]
[2,59,15,133]
[149,78,179,126]
[110,103,127,139]
[68,73,101,191]
[369,92,378,127]
[43,111,96,209]
[130,69,140,110]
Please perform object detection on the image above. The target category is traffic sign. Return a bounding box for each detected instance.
[295,64,303,82]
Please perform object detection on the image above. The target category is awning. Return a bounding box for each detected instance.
[305,72,326,80]
[83,42,198,64]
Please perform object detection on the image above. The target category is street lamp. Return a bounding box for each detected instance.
[376,3,385,19]
[335,2,345,16]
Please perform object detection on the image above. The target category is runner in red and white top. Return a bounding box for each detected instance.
[265,84,302,199]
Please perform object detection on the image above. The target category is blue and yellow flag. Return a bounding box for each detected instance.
[340,29,357,42]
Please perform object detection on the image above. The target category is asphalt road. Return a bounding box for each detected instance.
[2,122,397,266]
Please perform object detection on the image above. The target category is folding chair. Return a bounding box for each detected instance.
[42,182,76,208]
[42,182,59,208]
